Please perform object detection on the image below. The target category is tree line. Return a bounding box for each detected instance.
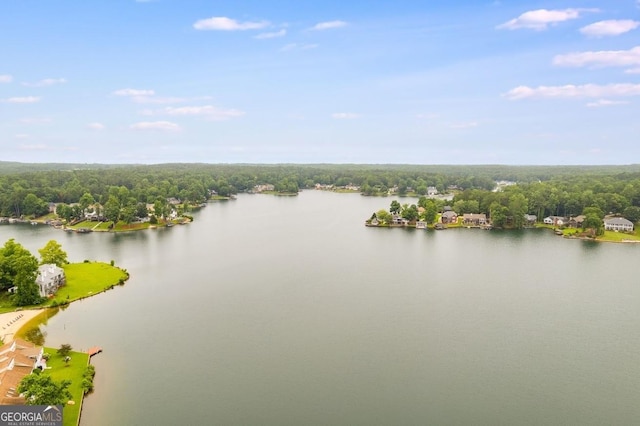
[0,239,68,306]
[1,163,640,226]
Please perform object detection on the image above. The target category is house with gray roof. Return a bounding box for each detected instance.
[441,210,458,224]
[462,213,487,226]
[35,264,66,298]
[603,217,634,232]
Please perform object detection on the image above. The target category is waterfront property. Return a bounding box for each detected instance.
[0,339,45,404]
[462,213,487,226]
[543,216,567,226]
[36,264,66,298]
[441,211,458,224]
[604,217,634,232]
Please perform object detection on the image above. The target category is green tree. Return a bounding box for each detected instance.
[508,193,528,229]
[583,206,605,219]
[490,202,508,228]
[22,193,48,217]
[401,204,419,222]
[18,369,71,405]
[38,240,68,266]
[0,239,39,299]
[57,343,72,358]
[623,206,640,223]
[423,199,438,224]
[103,195,121,223]
[582,213,604,236]
[56,203,73,222]
[376,209,391,224]
[390,200,401,214]
[78,192,95,215]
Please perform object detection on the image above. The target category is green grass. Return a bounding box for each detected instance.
[44,262,128,306]
[599,230,640,242]
[44,347,90,426]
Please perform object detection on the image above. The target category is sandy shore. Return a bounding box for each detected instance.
[0,309,46,343]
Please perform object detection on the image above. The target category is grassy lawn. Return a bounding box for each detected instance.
[43,262,127,306]
[44,347,90,426]
[599,230,640,242]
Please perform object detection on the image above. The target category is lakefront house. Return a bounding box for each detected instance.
[35,264,66,298]
[603,217,634,232]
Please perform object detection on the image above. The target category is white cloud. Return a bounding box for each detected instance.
[14,134,30,140]
[4,96,41,103]
[130,121,181,131]
[87,122,106,130]
[331,112,361,119]
[0,75,12,83]
[504,83,640,99]
[254,29,286,39]
[580,20,639,37]
[553,46,640,69]
[164,105,244,121]
[625,67,640,74]
[193,17,268,31]
[310,20,347,31]
[113,88,155,96]
[585,99,630,107]
[22,78,67,87]
[497,8,597,30]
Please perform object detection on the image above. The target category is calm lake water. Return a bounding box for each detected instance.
[1,191,639,425]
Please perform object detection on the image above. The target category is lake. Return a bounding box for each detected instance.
[1,190,639,425]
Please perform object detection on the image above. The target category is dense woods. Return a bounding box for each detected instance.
[1,162,640,229]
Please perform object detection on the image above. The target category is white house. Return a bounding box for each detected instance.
[543,216,566,226]
[604,217,634,232]
[35,264,66,298]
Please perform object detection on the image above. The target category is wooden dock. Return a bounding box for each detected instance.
[87,346,102,357]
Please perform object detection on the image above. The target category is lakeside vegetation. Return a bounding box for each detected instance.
[0,239,129,313]
[43,348,90,426]
[1,161,640,241]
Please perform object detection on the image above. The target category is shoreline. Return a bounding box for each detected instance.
[0,308,48,344]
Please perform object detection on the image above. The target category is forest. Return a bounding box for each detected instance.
[1,162,640,228]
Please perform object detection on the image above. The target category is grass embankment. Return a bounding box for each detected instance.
[46,262,128,306]
[44,347,90,426]
[0,262,128,313]
[66,218,190,232]
[540,224,640,242]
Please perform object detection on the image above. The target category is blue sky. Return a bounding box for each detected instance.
[1,0,639,164]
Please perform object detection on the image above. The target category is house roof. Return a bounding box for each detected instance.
[604,217,633,226]
[463,213,486,219]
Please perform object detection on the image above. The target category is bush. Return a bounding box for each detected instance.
[82,365,96,394]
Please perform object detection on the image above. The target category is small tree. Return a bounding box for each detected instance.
[57,343,72,358]
[38,240,68,266]
[18,369,71,405]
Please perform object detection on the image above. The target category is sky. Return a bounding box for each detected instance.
[1,0,639,165]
